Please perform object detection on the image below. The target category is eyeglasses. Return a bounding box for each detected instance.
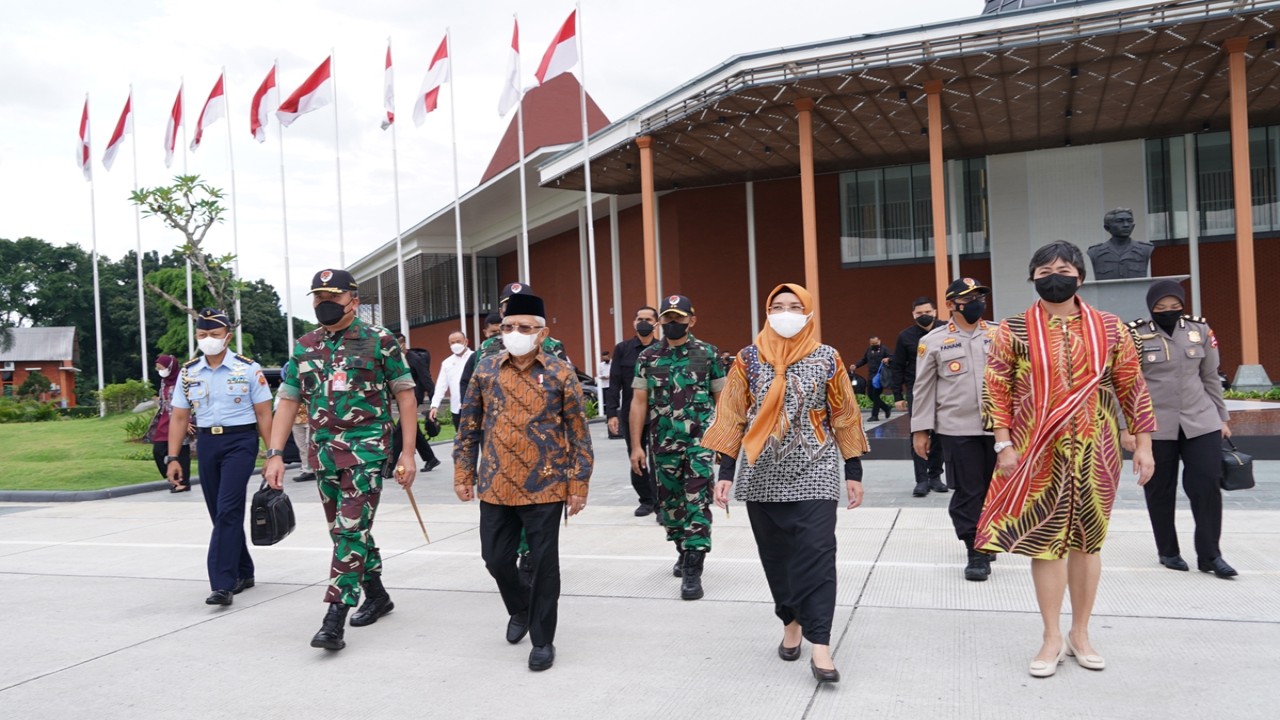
[768,304,806,313]
[500,323,545,335]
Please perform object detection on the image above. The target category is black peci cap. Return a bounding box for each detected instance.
[504,292,545,318]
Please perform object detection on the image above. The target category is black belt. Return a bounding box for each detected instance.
[197,423,257,436]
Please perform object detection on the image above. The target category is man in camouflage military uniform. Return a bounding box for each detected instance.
[629,295,725,600]
[264,268,419,652]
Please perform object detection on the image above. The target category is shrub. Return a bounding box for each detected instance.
[100,379,155,415]
[124,410,156,441]
[17,371,52,399]
[57,407,99,419]
[584,396,599,420]
[0,398,60,424]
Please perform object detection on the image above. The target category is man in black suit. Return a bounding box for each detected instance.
[394,332,440,472]
[887,298,945,497]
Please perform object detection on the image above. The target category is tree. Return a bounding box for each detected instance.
[17,370,52,399]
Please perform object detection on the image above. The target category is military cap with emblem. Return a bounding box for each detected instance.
[944,278,991,301]
[659,294,695,317]
[499,282,533,304]
[196,308,230,330]
[308,268,359,294]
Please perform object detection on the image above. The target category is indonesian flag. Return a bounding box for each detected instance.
[251,65,277,142]
[76,97,91,182]
[191,74,226,152]
[164,84,182,168]
[497,19,521,116]
[535,10,578,85]
[412,35,449,127]
[102,91,132,172]
[381,43,394,129]
[277,56,333,127]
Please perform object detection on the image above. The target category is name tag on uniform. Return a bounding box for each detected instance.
[331,370,349,392]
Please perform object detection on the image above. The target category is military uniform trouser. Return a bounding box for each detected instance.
[318,461,385,606]
[937,434,996,545]
[652,447,714,552]
[196,432,256,592]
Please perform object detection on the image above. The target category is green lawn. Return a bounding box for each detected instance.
[0,414,456,492]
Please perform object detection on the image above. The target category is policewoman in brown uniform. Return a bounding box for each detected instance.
[1125,279,1236,578]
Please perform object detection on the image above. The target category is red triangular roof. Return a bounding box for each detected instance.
[480,73,610,184]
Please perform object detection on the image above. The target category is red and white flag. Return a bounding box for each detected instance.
[76,97,91,181]
[251,65,277,143]
[191,74,226,152]
[381,43,395,129]
[164,84,183,168]
[102,91,132,172]
[535,10,578,85]
[498,19,521,116]
[277,56,333,127]
[412,35,450,127]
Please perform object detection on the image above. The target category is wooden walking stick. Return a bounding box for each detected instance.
[398,463,431,543]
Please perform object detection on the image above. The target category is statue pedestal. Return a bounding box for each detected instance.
[1077,275,1189,323]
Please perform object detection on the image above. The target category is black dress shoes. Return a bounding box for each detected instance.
[528,643,556,671]
[912,481,930,497]
[421,458,442,472]
[1159,555,1190,571]
[1198,557,1238,578]
[810,658,840,683]
[928,477,948,493]
[205,590,233,606]
[506,611,530,644]
[778,642,801,662]
[293,472,316,482]
[231,577,255,594]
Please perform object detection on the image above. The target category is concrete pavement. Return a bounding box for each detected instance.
[1,420,1277,719]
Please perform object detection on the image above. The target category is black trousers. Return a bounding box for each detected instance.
[1145,429,1223,561]
[479,501,563,646]
[937,434,996,545]
[905,391,943,482]
[618,416,654,506]
[867,387,892,419]
[152,441,191,483]
[746,500,838,645]
[196,432,256,592]
[392,419,437,464]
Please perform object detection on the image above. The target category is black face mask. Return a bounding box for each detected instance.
[1152,310,1181,332]
[958,300,986,324]
[663,322,689,340]
[636,321,655,337]
[315,300,350,327]
[1034,274,1078,304]
[914,314,935,329]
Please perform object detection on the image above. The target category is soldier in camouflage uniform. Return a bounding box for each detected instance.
[629,295,725,600]
[265,269,420,652]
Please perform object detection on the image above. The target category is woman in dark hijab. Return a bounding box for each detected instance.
[148,354,192,492]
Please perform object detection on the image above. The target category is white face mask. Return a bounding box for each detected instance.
[450,342,467,355]
[767,311,811,339]
[502,331,539,358]
[157,368,172,378]
[198,336,227,356]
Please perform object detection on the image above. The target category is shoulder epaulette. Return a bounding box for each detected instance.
[233,353,255,365]
[1126,319,1148,329]
[182,357,201,369]
[1185,315,1208,324]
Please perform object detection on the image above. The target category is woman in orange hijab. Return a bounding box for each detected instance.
[703,283,869,684]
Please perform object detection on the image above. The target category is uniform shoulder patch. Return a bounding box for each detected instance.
[181,357,201,369]
[1186,315,1208,324]
[1126,319,1147,328]
[233,353,254,364]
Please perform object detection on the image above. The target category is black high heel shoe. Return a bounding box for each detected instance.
[777,641,801,661]
[810,658,840,683]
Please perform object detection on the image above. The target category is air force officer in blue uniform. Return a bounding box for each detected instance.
[167,309,274,606]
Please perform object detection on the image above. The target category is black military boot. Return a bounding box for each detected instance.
[349,575,395,627]
[964,549,992,582]
[680,551,705,600]
[673,546,684,578]
[310,603,349,650]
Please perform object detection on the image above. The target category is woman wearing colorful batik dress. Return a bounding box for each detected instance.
[703,283,869,685]
[977,241,1156,678]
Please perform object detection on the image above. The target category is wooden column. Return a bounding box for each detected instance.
[637,135,659,308]
[925,80,950,319]
[1226,37,1259,365]
[795,97,821,337]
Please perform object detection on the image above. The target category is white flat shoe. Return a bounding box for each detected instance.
[1065,637,1106,671]
[1028,642,1066,678]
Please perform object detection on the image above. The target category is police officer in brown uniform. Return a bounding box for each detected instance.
[910,278,999,581]
[1125,279,1236,578]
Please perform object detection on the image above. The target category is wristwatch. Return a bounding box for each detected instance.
[992,441,1015,454]
[265,449,285,460]
[163,455,181,465]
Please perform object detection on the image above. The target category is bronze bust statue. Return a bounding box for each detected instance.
[1087,208,1153,280]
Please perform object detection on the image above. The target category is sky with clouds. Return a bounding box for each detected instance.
[0,0,977,321]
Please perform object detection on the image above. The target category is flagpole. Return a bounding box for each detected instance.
[389,38,410,336]
[181,78,194,358]
[222,68,244,354]
[332,48,346,266]
[276,60,295,353]
[86,93,106,417]
[576,5,603,393]
[515,13,531,283]
[447,28,467,335]
[129,85,149,382]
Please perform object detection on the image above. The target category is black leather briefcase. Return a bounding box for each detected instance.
[1221,439,1254,492]
[250,481,296,546]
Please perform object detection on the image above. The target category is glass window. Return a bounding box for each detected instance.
[358,255,498,332]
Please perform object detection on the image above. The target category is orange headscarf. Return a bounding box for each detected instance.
[742,283,821,463]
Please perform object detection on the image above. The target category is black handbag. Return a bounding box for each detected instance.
[423,416,442,438]
[250,481,296,546]
[1221,438,1254,491]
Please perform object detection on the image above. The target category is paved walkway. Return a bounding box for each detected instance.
[1,421,1276,719]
